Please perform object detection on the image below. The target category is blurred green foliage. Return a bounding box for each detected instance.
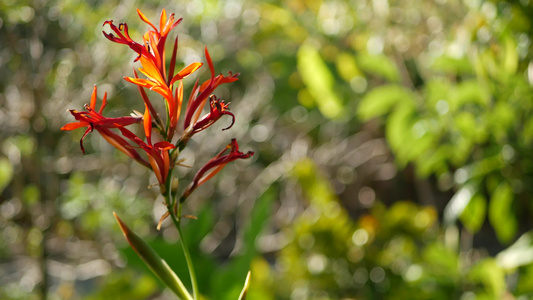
[2,0,533,299]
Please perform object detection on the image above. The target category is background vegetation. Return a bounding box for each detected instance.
[1,0,533,299]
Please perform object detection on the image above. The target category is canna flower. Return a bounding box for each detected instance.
[61,86,149,167]
[103,9,181,67]
[124,56,201,141]
[104,8,203,141]
[182,138,253,200]
[117,104,175,186]
[183,47,240,132]
[191,95,235,134]
[124,55,201,102]
[102,20,145,62]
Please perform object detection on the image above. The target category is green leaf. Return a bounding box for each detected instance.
[358,84,414,120]
[488,102,515,141]
[114,212,192,300]
[431,55,472,75]
[423,242,459,278]
[237,271,251,300]
[0,157,14,194]
[209,187,274,300]
[335,52,361,82]
[385,104,422,166]
[449,80,490,112]
[22,184,40,206]
[502,35,518,75]
[460,193,486,234]
[416,146,450,177]
[356,53,400,82]
[515,263,533,295]
[489,183,517,244]
[467,258,505,298]
[424,78,451,108]
[522,117,533,144]
[297,43,343,119]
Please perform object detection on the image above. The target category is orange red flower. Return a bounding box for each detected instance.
[64,9,253,200]
[61,86,149,167]
[182,139,253,200]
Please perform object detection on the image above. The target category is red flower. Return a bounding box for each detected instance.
[117,104,175,185]
[124,56,201,140]
[182,138,253,200]
[103,9,181,66]
[183,47,240,131]
[191,95,235,134]
[68,9,252,197]
[61,86,149,167]
[104,9,204,141]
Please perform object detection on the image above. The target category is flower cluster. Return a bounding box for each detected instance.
[62,9,253,204]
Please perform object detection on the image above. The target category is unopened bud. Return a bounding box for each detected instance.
[171,149,179,162]
[171,177,179,198]
[159,184,167,195]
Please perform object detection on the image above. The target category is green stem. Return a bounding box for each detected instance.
[169,211,199,300]
[164,146,198,299]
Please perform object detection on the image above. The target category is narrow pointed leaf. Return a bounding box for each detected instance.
[237,271,251,300]
[114,212,192,300]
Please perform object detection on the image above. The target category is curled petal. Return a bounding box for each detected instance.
[182,139,253,200]
[191,95,235,134]
[62,87,142,155]
[183,48,240,130]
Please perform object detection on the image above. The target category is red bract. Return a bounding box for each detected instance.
[103,9,181,67]
[104,9,206,141]
[182,139,253,200]
[183,47,240,132]
[61,86,149,167]
[192,95,235,134]
[102,21,145,62]
[117,105,175,185]
[64,9,252,203]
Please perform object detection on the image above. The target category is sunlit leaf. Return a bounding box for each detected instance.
[489,183,517,244]
[467,259,505,298]
[454,111,487,143]
[237,271,251,300]
[358,84,414,120]
[449,80,490,112]
[335,52,361,82]
[356,53,400,82]
[460,193,486,234]
[385,104,423,166]
[424,78,451,108]
[488,102,515,141]
[502,35,518,75]
[515,264,533,295]
[523,117,533,144]
[416,147,448,177]
[431,55,472,74]
[0,158,14,194]
[22,184,40,206]
[297,43,343,119]
[423,242,459,278]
